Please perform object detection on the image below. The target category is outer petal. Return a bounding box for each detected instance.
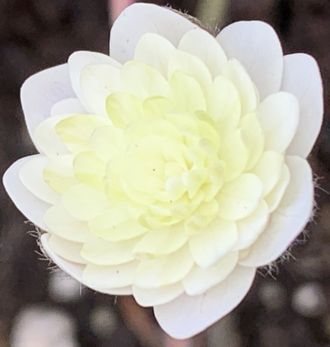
[19,155,59,204]
[133,283,184,307]
[68,51,120,103]
[240,156,313,267]
[154,265,256,339]
[40,234,132,295]
[281,53,323,157]
[110,3,198,63]
[217,21,283,99]
[21,64,74,144]
[3,157,50,229]
[51,98,86,116]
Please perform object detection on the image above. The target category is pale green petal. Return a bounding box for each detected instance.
[169,71,206,113]
[89,207,148,242]
[106,92,143,127]
[219,129,247,182]
[73,151,106,189]
[62,184,108,221]
[183,252,238,295]
[207,76,241,134]
[217,174,263,220]
[55,114,108,153]
[189,218,238,268]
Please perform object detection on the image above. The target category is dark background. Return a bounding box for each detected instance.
[0,1,329,346]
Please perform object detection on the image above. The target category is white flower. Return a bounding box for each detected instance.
[3,3,323,339]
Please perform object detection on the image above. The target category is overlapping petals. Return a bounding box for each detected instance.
[3,3,322,339]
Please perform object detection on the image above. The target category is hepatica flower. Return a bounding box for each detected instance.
[3,3,323,339]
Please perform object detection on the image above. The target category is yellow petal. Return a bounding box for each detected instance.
[219,129,248,181]
[169,71,206,113]
[62,184,108,221]
[106,92,143,127]
[73,151,106,189]
[89,207,148,242]
[55,114,107,153]
[207,76,241,134]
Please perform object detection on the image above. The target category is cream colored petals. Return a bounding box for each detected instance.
[3,3,323,340]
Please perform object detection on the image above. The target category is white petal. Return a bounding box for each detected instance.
[234,200,269,250]
[133,283,184,307]
[178,28,227,76]
[68,51,120,103]
[19,155,58,204]
[154,265,256,339]
[189,219,238,268]
[183,252,238,295]
[80,64,122,116]
[34,114,70,156]
[82,261,138,289]
[110,3,198,63]
[134,33,175,75]
[51,98,86,116]
[48,234,85,264]
[40,233,132,295]
[217,21,283,99]
[240,156,313,267]
[3,157,50,229]
[135,246,193,288]
[21,64,74,144]
[257,92,299,153]
[281,53,323,157]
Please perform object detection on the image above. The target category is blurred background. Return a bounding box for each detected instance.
[0,0,329,346]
